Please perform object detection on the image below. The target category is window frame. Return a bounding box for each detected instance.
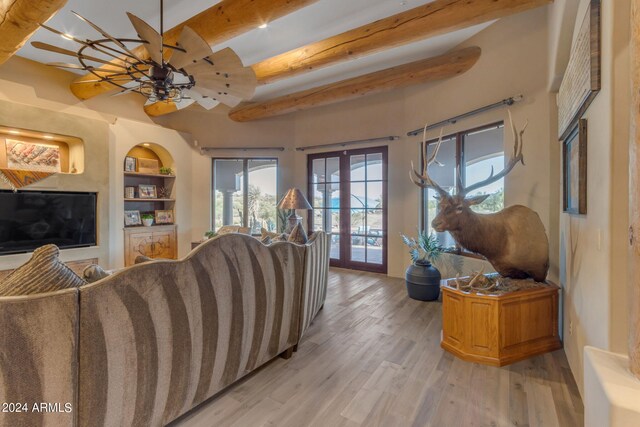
[211,157,279,234]
[420,121,504,258]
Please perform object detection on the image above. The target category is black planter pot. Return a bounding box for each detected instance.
[405,260,442,301]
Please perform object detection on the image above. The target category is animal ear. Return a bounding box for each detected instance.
[465,194,490,206]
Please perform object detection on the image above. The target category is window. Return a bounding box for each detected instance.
[212,158,278,234]
[421,123,505,251]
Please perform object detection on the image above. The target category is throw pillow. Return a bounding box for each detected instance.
[260,227,280,240]
[260,235,272,245]
[288,223,308,244]
[272,233,289,242]
[82,264,112,283]
[135,255,154,264]
[0,244,86,296]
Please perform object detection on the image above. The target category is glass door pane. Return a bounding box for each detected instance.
[308,148,386,273]
[247,159,278,234]
[213,159,244,229]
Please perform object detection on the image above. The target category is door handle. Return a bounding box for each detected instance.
[631,226,635,246]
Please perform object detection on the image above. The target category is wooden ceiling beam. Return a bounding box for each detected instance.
[70,0,319,100]
[252,0,552,85]
[228,46,481,122]
[0,0,67,65]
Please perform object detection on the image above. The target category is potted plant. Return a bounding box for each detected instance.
[159,166,173,175]
[401,231,443,301]
[141,214,154,227]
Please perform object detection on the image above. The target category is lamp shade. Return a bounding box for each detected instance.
[277,188,312,210]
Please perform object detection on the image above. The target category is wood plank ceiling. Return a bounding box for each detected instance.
[4,0,553,121]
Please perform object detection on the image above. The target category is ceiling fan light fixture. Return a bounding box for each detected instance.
[33,0,257,115]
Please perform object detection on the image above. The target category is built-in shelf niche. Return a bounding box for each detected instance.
[0,125,85,174]
[123,143,176,226]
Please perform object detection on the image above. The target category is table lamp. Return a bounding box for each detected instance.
[277,187,312,233]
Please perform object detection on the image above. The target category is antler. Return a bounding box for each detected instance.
[410,124,448,197]
[460,110,528,196]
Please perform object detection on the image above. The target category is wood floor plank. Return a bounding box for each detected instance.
[173,268,583,427]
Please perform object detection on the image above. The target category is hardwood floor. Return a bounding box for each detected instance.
[172,268,583,427]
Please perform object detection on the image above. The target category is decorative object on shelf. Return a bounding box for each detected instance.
[138,184,157,199]
[31,0,257,116]
[277,188,313,234]
[6,140,61,173]
[157,186,171,199]
[159,166,173,175]
[137,158,160,174]
[124,156,137,172]
[155,210,174,224]
[141,214,154,227]
[124,210,141,226]
[562,119,587,215]
[410,112,549,282]
[401,231,442,301]
[204,230,217,240]
[557,0,601,140]
[124,186,135,199]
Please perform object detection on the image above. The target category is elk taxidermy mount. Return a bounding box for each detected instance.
[31,0,257,115]
[410,112,549,282]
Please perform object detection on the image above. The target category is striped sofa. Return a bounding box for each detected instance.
[0,232,330,427]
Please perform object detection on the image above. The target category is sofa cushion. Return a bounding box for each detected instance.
[0,244,86,296]
[288,223,308,244]
[82,264,112,283]
[218,225,250,235]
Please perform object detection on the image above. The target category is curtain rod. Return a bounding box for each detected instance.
[200,146,285,153]
[296,136,400,152]
[406,95,524,137]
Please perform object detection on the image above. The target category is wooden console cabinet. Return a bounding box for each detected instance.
[441,281,562,366]
[124,225,177,266]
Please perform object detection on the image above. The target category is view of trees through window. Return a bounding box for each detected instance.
[422,123,505,250]
[212,159,278,234]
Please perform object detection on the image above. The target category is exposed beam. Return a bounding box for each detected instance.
[70,0,319,100]
[251,0,552,85]
[228,46,481,122]
[144,101,178,117]
[0,0,67,65]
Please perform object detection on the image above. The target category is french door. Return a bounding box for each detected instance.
[307,146,388,273]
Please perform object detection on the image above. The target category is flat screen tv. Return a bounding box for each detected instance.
[0,190,97,255]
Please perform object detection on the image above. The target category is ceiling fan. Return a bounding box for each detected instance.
[31,0,257,113]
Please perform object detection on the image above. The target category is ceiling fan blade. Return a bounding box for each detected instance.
[71,11,145,62]
[184,48,257,100]
[168,26,212,70]
[192,70,256,99]
[31,41,129,69]
[183,88,220,110]
[191,86,243,108]
[40,24,140,65]
[46,62,89,70]
[126,12,163,65]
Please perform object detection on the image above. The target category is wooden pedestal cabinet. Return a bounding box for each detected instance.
[124,225,177,266]
[441,282,562,366]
